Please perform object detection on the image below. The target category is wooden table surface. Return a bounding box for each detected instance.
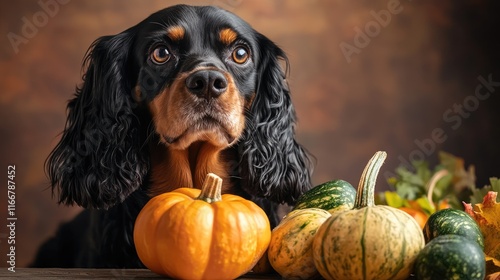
[0,269,279,279]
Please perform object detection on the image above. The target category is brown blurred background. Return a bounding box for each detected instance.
[1,0,499,267]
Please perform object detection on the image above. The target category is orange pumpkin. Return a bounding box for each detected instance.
[133,173,271,280]
[398,207,428,229]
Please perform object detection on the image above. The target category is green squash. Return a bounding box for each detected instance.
[292,179,356,213]
[312,151,425,280]
[268,208,331,279]
[423,208,484,249]
[414,234,485,280]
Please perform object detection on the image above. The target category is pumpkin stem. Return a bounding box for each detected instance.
[355,151,387,208]
[197,173,223,203]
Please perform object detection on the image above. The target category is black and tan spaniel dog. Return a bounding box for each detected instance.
[33,4,313,268]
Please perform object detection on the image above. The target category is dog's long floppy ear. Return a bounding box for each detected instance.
[239,34,314,205]
[46,30,149,209]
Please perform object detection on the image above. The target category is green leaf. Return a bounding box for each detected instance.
[415,196,435,216]
[396,165,426,187]
[438,151,476,192]
[387,151,477,210]
[414,161,432,184]
[490,177,500,191]
[470,177,500,205]
[385,191,406,208]
[387,177,398,188]
[391,164,428,200]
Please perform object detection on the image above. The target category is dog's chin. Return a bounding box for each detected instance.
[162,126,238,150]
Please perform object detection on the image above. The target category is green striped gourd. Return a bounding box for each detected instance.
[312,151,425,280]
[292,179,356,213]
[268,208,331,279]
[423,208,484,248]
[414,234,485,280]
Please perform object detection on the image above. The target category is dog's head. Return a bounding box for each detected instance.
[134,5,260,150]
[48,5,313,209]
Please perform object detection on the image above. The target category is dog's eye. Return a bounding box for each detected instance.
[151,46,171,64]
[232,46,250,64]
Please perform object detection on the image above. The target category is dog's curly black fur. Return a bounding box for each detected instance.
[33,5,313,268]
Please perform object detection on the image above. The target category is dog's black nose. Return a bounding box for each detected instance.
[185,70,227,98]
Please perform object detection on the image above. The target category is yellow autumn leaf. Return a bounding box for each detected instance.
[464,191,500,273]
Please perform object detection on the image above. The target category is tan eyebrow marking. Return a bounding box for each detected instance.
[166,26,185,41]
[219,28,238,45]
